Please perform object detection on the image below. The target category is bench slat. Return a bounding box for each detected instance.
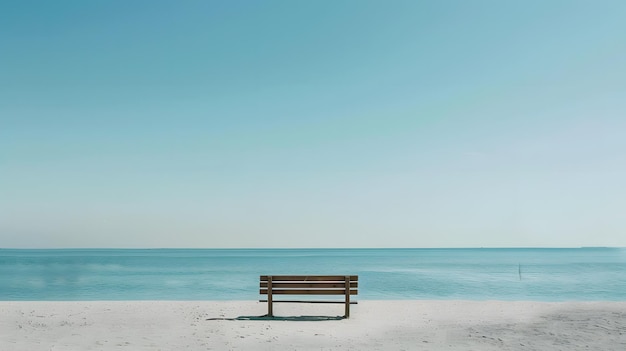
[260,282,357,289]
[260,299,358,304]
[260,275,358,282]
[260,289,358,295]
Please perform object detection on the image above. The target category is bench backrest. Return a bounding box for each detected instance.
[260,275,358,296]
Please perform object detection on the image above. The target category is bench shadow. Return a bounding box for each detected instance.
[207,315,345,321]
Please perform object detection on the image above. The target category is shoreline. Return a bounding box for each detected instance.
[1,300,625,350]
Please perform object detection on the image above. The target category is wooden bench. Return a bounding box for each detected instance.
[260,275,358,318]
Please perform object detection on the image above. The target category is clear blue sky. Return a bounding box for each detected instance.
[1,1,625,248]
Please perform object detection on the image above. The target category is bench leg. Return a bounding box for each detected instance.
[344,276,350,318]
[267,276,273,317]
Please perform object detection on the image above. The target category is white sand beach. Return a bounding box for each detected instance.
[1,300,625,350]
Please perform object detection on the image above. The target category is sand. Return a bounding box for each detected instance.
[1,300,625,350]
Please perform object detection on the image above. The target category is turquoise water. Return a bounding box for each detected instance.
[1,248,625,301]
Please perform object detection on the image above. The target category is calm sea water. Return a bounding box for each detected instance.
[1,248,625,301]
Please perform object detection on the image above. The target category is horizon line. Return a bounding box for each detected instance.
[1,246,622,250]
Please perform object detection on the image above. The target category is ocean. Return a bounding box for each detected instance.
[1,248,625,301]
